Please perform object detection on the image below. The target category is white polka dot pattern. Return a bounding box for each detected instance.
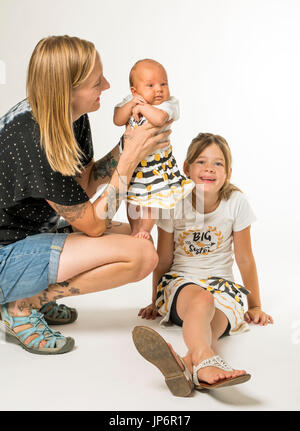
[0,99,94,245]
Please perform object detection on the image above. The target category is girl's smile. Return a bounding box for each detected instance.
[185,143,230,195]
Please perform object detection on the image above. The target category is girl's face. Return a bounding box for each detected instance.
[184,143,231,195]
[72,52,110,121]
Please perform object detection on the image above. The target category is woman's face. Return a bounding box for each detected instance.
[72,52,110,121]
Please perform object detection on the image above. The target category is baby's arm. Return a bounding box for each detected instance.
[138,227,174,319]
[132,103,169,127]
[113,94,146,126]
[233,226,274,325]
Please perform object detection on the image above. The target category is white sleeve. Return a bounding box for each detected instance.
[231,192,257,232]
[156,96,180,121]
[156,209,174,233]
[115,94,133,108]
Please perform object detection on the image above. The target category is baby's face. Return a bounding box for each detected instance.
[131,64,170,105]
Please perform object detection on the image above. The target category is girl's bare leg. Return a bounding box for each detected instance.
[174,284,246,385]
[6,229,158,347]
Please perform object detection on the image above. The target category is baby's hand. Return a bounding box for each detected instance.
[132,104,144,122]
[244,306,274,326]
[138,303,159,320]
[132,94,146,106]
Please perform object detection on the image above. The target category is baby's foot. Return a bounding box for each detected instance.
[133,231,151,240]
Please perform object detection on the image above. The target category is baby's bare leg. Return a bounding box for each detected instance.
[127,204,158,239]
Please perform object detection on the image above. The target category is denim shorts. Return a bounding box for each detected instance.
[0,233,68,305]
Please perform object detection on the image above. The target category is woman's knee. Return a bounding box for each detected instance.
[132,239,158,281]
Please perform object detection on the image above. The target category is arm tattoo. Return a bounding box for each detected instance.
[102,185,125,227]
[51,201,89,222]
[92,152,118,181]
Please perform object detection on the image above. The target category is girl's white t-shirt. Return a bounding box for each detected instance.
[156,191,257,281]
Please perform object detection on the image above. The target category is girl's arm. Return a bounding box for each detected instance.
[138,227,174,319]
[233,226,274,325]
[133,104,169,127]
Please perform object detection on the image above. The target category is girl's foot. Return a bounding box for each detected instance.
[183,349,247,385]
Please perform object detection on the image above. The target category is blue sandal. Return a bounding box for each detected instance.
[39,301,78,325]
[0,305,75,355]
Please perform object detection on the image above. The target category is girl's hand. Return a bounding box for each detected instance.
[138,303,159,320]
[245,307,274,326]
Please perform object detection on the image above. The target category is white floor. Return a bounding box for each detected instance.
[1,220,300,411]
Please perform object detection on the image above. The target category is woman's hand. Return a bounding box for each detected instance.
[122,121,172,164]
[138,303,159,320]
[244,306,274,325]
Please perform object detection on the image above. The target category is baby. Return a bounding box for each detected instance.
[114,59,193,239]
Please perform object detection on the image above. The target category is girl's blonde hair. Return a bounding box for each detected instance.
[185,133,241,200]
[26,35,97,176]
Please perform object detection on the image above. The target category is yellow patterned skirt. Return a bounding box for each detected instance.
[155,272,250,335]
[127,144,194,208]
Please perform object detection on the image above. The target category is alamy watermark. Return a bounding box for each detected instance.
[91,177,204,226]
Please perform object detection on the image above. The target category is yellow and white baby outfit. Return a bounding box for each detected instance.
[116,95,194,209]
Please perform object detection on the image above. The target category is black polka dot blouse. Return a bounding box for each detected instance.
[0,99,94,245]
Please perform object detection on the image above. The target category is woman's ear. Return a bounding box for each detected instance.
[183,160,190,178]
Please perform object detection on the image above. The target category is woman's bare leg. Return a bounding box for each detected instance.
[5,228,158,347]
[174,284,246,384]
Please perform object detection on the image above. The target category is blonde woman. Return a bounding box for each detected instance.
[0,35,171,354]
[133,133,273,396]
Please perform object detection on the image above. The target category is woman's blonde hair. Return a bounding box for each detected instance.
[26,35,97,176]
[185,132,241,200]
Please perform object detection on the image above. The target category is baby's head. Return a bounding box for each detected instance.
[129,59,170,105]
[184,133,240,201]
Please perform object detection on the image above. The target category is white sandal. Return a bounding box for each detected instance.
[193,355,251,390]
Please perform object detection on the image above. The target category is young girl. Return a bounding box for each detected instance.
[114,59,194,239]
[132,132,274,396]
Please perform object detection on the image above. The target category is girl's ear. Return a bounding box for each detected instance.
[183,160,190,178]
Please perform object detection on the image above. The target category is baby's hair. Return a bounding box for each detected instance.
[129,59,167,87]
[185,133,241,200]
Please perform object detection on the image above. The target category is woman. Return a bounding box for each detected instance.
[0,35,171,354]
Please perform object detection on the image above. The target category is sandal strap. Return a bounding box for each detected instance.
[40,301,70,320]
[1,306,66,349]
[193,355,233,385]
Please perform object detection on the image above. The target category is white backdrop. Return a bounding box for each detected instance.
[0,0,300,411]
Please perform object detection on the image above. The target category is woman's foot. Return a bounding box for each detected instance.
[6,301,47,348]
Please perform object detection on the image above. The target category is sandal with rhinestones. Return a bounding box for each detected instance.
[0,305,75,354]
[39,301,78,325]
[193,355,251,390]
[132,326,194,397]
